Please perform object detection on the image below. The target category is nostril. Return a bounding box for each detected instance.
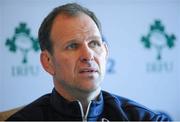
[80,56,85,61]
[79,56,93,67]
[80,56,93,62]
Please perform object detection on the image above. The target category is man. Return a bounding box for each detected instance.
[7,3,170,121]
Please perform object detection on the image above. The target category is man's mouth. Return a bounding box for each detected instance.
[79,68,98,73]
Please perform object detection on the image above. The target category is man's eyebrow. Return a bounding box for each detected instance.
[64,39,79,46]
[63,36,102,46]
[88,36,102,40]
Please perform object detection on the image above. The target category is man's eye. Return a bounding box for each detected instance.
[66,43,78,50]
[89,41,101,48]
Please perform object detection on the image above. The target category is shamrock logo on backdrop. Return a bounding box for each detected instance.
[5,22,40,64]
[141,20,176,60]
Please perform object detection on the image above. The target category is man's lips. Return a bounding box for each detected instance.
[79,68,98,73]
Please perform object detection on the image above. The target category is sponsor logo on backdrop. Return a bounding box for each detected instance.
[107,58,116,74]
[141,19,176,73]
[5,22,40,76]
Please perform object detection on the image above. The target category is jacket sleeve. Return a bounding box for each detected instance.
[151,112,172,121]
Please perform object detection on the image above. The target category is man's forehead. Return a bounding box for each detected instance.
[51,13,101,40]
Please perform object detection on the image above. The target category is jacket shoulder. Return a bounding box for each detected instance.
[6,93,52,120]
[102,91,170,121]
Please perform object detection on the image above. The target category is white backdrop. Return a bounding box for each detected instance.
[0,0,180,120]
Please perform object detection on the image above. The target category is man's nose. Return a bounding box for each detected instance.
[80,44,94,62]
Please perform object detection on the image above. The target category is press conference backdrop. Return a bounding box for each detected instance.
[0,0,179,120]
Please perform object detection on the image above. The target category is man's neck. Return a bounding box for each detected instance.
[54,81,101,114]
[74,88,101,113]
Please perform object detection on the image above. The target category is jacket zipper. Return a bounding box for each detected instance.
[77,101,92,122]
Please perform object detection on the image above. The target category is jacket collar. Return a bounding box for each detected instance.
[50,88,104,120]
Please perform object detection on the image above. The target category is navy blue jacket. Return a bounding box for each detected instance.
[7,89,170,121]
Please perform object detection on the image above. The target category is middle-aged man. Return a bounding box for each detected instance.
[7,3,170,121]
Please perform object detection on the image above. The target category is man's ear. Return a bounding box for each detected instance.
[103,42,109,60]
[40,51,55,75]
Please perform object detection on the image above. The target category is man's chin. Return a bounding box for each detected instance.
[77,85,101,94]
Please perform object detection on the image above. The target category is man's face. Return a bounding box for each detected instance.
[44,13,108,93]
